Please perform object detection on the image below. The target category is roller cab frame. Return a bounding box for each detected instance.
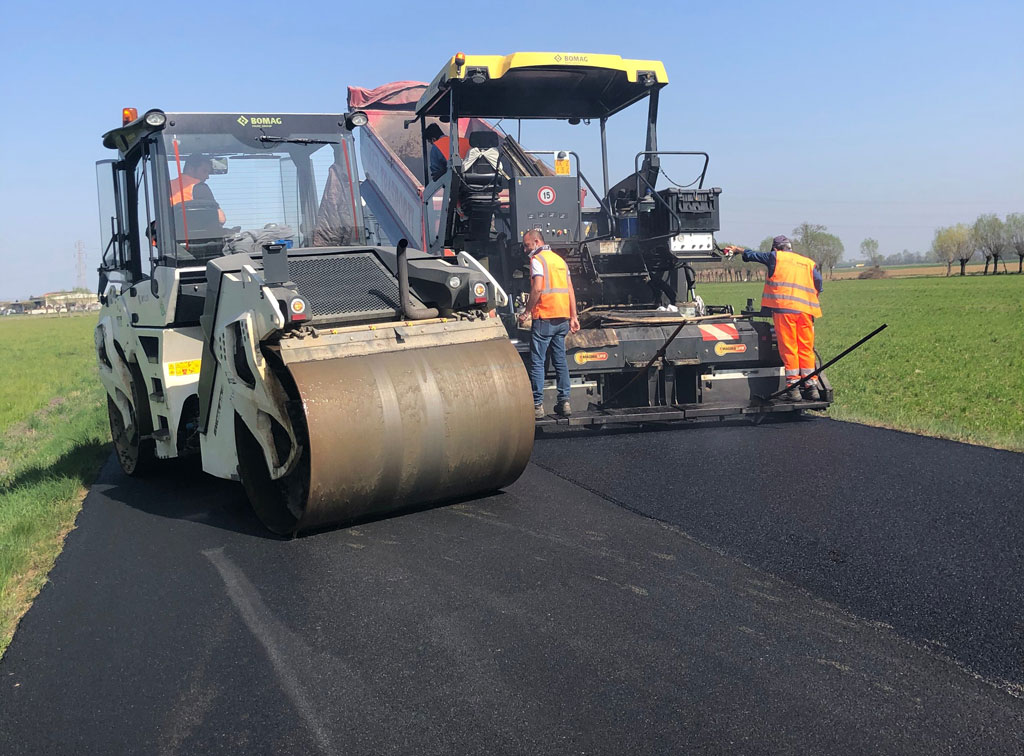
[94,108,534,534]
[406,52,831,426]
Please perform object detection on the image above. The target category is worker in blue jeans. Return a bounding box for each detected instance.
[517,230,580,419]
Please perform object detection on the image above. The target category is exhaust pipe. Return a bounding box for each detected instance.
[396,239,439,320]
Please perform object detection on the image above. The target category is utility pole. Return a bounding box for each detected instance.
[75,240,88,290]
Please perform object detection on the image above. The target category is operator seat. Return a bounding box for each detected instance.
[460,130,506,241]
[174,199,229,259]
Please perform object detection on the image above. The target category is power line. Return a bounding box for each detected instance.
[75,240,88,290]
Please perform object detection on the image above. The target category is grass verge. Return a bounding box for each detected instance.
[701,275,1024,451]
[0,315,109,658]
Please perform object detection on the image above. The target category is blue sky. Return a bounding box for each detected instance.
[1,0,1021,299]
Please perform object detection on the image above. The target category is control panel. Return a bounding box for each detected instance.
[510,176,581,243]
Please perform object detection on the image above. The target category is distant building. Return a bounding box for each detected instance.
[43,291,99,310]
[1,291,99,315]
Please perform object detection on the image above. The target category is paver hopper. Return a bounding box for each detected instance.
[93,108,533,534]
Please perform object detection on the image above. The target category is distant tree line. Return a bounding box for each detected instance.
[931,213,1024,276]
[707,212,1024,283]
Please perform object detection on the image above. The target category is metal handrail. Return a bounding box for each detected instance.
[633,151,710,237]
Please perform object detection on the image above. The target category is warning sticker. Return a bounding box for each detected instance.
[698,323,739,341]
[167,359,202,377]
[574,350,608,365]
[714,342,747,356]
[537,186,557,205]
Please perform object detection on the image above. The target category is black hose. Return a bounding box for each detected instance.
[649,275,677,306]
[396,239,439,320]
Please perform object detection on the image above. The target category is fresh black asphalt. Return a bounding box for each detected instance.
[1,417,1022,754]
[537,417,1024,688]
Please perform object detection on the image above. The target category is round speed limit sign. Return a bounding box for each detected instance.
[537,185,556,205]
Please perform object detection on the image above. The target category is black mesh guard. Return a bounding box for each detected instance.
[287,253,403,322]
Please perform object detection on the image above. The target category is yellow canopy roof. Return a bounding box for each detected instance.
[415,52,669,120]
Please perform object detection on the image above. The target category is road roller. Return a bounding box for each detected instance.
[93,108,534,534]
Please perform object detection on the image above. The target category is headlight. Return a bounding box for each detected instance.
[472,282,487,298]
[448,276,462,289]
[345,111,369,129]
[144,111,166,127]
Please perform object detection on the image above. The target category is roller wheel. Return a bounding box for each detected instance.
[107,365,156,476]
[235,414,308,536]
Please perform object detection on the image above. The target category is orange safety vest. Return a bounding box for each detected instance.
[433,135,470,161]
[531,248,571,319]
[169,175,226,223]
[761,250,822,318]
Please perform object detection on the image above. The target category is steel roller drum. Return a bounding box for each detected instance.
[239,336,534,535]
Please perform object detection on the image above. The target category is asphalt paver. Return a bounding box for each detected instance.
[1,418,1022,754]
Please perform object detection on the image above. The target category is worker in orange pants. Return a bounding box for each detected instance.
[723,235,823,401]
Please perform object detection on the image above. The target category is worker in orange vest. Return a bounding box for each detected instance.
[170,155,226,224]
[724,235,823,401]
[425,123,470,182]
[518,229,580,418]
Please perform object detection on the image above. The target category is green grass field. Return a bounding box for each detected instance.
[701,275,1024,451]
[0,315,109,656]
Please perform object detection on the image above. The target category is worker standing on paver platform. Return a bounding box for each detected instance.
[724,235,823,401]
[424,123,470,182]
[518,229,580,418]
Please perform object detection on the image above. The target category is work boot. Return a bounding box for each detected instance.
[535,404,545,420]
[802,384,821,402]
[554,400,572,417]
[782,385,802,402]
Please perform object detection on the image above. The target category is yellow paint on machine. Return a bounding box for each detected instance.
[714,342,747,356]
[574,350,609,365]
[166,359,202,377]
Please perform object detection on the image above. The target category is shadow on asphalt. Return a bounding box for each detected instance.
[98,453,511,541]
[534,410,816,440]
[98,454,280,540]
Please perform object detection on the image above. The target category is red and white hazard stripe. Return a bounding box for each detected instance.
[698,323,739,341]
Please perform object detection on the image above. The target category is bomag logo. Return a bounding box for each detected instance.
[574,350,608,365]
[554,54,589,64]
[238,115,282,127]
[714,342,748,356]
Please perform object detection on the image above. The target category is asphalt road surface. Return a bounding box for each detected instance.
[2,417,1023,755]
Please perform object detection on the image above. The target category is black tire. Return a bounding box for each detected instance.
[235,413,308,536]
[107,364,156,476]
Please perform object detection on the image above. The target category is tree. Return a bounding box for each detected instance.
[860,237,882,267]
[932,224,974,276]
[973,214,1008,275]
[791,223,842,277]
[817,232,844,278]
[758,236,774,253]
[1005,213,1024,274]
[792,223,825,260]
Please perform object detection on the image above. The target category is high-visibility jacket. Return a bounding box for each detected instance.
[761,250,822,318]
[170,175,226,224]
[433,135,471,161]
[531,247,571,319]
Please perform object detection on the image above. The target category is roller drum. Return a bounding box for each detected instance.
[241,336,534,534]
